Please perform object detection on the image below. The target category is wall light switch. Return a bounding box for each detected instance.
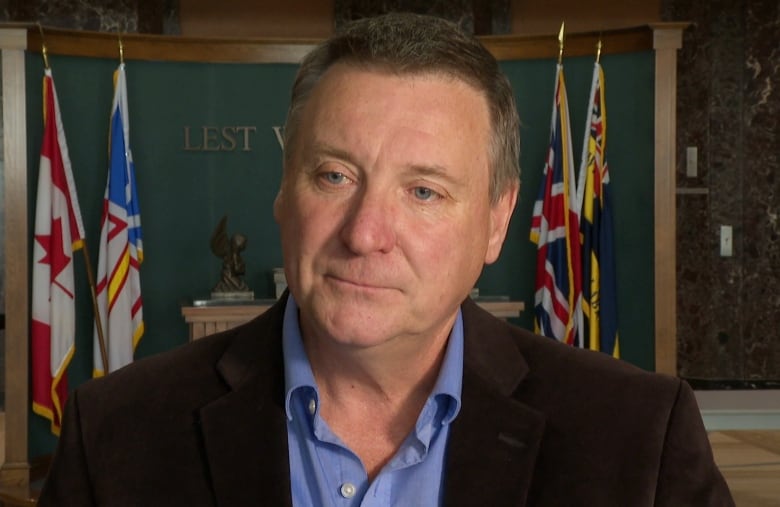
[686,146,698,177]
[720,225,733,257]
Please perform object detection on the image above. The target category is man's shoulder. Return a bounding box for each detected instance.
[513,323,669,383]
[80,327,233,401]
[461,299,681,407]
[76,302,285,413]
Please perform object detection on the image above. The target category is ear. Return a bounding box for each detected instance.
[484,182,519,265]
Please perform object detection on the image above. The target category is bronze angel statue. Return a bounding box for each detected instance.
[210,216,252,296]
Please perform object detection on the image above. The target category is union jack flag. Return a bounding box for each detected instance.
[530,64,582,346]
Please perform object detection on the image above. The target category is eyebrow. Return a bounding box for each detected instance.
[308,142,464,187]
[404,164,462,187]
[308,142,353,164]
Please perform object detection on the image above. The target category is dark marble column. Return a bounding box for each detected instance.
[664,0,779,385]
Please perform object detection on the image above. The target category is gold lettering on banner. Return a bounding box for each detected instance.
[183,126,258,152]
[221,127,237,151]
[203,126,220,151]
[235,126,256,151]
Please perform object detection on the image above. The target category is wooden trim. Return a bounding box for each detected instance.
[652,24,686,375]
[1,46,30,487]
[0,27,27,50]
[10,23,657,64]
[26,26,318,64]
[0,455,47,506]
[481,26,654,60]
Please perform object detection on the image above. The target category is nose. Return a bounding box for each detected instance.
[339,188,397,255]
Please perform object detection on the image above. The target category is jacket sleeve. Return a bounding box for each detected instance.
[654,379,735,506]
[37,389,97,507]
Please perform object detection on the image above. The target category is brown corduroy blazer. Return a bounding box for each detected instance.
[39,296,734,506]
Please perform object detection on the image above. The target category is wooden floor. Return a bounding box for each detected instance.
[709,430,780,506]
[0,412,777,505]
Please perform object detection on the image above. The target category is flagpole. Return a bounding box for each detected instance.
[557,22,565,65]
[596,38,603,64]
[118,29,125,65]
[37,23,50,69]
[82,244,109,373]
[39,22,109,373]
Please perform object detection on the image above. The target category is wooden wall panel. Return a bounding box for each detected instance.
[511,0,661,35]
[179,0,335,38]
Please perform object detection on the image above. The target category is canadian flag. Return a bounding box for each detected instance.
[31,68,85,435]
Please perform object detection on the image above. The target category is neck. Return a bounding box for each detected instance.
[300,320,454,480]
[303,324,452,410]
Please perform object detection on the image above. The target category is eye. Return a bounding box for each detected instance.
[412,186,439,201]
[320,171,349,185]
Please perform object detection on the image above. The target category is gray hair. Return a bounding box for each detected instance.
[283,12,520,203]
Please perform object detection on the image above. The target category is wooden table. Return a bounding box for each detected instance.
[181,299,524,341]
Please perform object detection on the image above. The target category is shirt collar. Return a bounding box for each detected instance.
[281,294,463,423]
[282,295,318,420]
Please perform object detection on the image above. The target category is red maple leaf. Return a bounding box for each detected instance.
[35,217,71,282]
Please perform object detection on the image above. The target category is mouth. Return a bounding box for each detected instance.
[326,274,397,293]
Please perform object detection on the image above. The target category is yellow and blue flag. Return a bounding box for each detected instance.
[578,62,619,357]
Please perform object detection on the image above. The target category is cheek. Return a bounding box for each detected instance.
[406,217,486,276]
[285,197,341,255]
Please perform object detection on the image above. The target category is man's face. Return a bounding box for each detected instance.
[275,65,517,350]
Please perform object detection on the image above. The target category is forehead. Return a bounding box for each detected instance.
[311,62,486,108]
[298,65,491,155]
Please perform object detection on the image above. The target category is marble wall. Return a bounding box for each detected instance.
[1,0,179,34]
[2,0,778,384]
[333,0,511,34]
[664,0,779,385]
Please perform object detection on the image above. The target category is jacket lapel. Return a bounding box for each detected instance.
[198,299,293,507]
[444,299,546,506]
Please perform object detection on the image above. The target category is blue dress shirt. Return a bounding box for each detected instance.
[283,295,464,506]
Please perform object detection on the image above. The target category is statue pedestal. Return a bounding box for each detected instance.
[181,298,277,340]
[210,291,254,301]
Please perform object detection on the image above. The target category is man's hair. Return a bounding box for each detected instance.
[283,12,520,203]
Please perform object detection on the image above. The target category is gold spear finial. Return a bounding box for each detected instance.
[596,37,603,64]
[118,29,124,64]
[37,22,49,69]
[557,22,565,65]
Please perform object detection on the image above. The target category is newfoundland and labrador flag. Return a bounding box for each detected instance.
[93,63,144,376]
[578,62,620,357]
[32,68,86,435]
[529,64,582,346]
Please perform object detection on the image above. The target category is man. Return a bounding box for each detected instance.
[39,13,733,506]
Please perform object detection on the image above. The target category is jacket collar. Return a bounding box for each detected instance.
[198,296,293,507]
[443,298,546,506]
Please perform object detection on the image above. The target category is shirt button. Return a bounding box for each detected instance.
[340,482,356,498]
[308,398,316,415]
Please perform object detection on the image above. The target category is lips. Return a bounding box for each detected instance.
[325,273,399,292]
